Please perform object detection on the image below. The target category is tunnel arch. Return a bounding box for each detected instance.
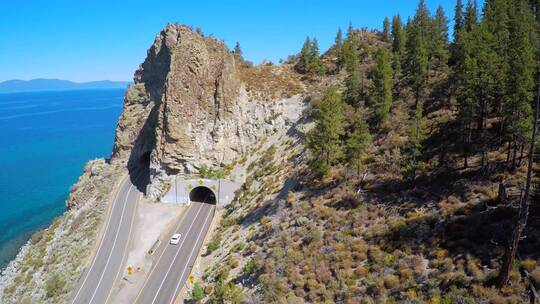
[189,186,216,204]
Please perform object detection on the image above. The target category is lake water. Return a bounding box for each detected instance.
[0,89,124,270]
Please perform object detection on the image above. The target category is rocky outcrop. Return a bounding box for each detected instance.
[111,24,302,197]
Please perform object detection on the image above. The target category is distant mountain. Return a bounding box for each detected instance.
[0,78,132,93]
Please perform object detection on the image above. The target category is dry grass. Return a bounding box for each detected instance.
[237,64,304,101]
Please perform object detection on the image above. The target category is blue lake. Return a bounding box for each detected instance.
[0,89,124,270]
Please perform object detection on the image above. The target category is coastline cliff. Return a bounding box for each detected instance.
[0,24,303,303]
[111,24,303,197]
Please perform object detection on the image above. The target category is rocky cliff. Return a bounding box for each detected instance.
[112,24,303,197]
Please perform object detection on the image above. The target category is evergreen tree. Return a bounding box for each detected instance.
[391,14,406,78]
[346,112,372,176]
[347,22,354,38]
[335,28,344,70]
[483,0,510,123]
[405,100,428,179]
[344,65,363,106]
[432,5,449,67]
[498,0,538,287]
[307,87,344,176]
[453,0,464,40]
[297,36,312,73]
[382,17,391,42]
[335,28,343,48]
[502,0,535,170]
[463,0,478,32]
[233,42,242,57]
[371,48,394,125]
[405,1,430,103]
[455,27,476,168]
[309,37,325,75]
[342,35,360,73]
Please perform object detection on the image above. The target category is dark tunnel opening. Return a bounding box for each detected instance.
[128,151,151,194]
[189,186,216,204]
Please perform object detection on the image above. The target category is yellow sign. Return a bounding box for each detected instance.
[187,184,193,190]
[198,179,203,185]
[211,185,217,191]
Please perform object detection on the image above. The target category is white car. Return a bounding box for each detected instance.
[170,233,182,245]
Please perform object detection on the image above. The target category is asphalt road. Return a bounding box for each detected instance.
[70,174,141,304]
[134,200,215,304]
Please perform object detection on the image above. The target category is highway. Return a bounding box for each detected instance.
[134,200,215,304]
[70,174,141,304]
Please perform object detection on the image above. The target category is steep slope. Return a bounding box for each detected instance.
[0,23,304,303]
[111,24,303,197]
[0,160,124,303]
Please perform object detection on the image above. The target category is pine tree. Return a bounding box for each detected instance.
[463,0,478,32]
[342,35,359,74]
[483,0,511,127]
[455,27,476,168]
[432,6,449,68]
[233,42,243,57]
[344,64,362,106]
[346,112,372,176]
[347,22,354,38]
[297,36,312,73]
[391,14,406,78]
[382,17,391,42]
[498,0,538,287]
[307,87,344,176]
[335,28,343,49]
[458,20,500,167]
[405,1,430,104]
[335,28,344,71]
[405,100,428,179]
[371,48,394,125]
[453,0,464,39]
[308,37,325,75]
[502,0,535,170]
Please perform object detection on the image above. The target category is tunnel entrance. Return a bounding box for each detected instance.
[189,186,216,204]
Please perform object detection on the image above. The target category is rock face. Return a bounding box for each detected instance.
[111,24,300,197]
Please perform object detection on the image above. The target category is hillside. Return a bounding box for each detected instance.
[2,0,540,303]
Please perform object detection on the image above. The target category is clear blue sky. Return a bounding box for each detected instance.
[0,0,479,82]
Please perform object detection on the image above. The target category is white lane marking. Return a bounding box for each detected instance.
[71,179,128,304]
[88,184,133,304]
[103,188,141,304]
[150,203,205,304]
[132,204,199,304]
[168,205,214,304]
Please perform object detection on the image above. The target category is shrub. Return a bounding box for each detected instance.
[228,257,239,269]
[44,273,66,298]
[384,274,400,289]
[521,259,537,272]
[243,258,257,276]
[30,229,45,244]
[192,282,204,302]
[384,254,397,267]
[531,267,540,285]
[206,233,222,255]
[260,216,271,225]
[368,246,384,265]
